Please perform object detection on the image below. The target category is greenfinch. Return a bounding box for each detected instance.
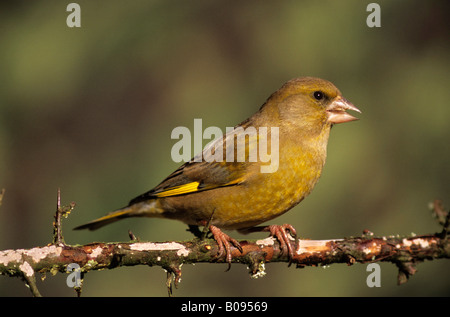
[75,77,361,263]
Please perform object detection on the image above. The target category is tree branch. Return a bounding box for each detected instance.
[0,191,448,297]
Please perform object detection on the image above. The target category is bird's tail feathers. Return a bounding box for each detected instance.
[73,206,137,231]
[72,196,166,232]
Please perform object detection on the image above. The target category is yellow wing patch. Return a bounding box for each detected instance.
[153,176,245,198]
[154,181,200,197]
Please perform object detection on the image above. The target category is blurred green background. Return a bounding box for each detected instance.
[0,0,448,297]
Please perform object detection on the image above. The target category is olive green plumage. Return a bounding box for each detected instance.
[75,77,360,257]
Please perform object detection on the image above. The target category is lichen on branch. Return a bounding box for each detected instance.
[0,191,448,297]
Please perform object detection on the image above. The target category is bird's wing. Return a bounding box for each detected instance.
[127,126,259,205]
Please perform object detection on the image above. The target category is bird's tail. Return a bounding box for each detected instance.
[73,201,160,231]
[73,206,135,231]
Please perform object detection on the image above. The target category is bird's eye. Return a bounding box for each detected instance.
[313,91,324,100]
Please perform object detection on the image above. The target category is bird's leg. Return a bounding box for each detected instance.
[239,224,297,259]
[196,217,243,269]
[194,211,243,269]
[264,224,297,259]
[208,225,243,270]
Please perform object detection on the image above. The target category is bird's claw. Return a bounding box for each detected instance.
[209,225,243,270]
[264,224,297,259]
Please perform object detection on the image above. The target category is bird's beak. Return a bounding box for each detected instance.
[326,97,361,124]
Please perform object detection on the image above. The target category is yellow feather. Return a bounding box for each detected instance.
[154,181,200,197]
[89,209,133,222]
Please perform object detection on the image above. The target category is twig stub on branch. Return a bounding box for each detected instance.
[0,191,448,296]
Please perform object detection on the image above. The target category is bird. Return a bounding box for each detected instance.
[74,77,361,264]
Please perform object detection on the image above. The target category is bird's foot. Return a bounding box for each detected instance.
[262,224,297,259]
[209,225,243,270]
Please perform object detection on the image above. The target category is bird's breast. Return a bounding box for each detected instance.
[208,140,327,229]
